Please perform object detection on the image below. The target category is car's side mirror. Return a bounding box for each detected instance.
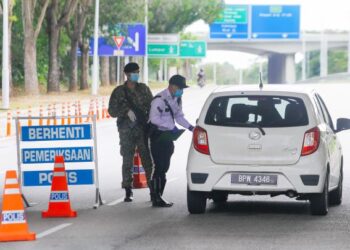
[336,118,350,133]
[196,118,199,124]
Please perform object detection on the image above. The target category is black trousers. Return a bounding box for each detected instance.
[150,133,174,181]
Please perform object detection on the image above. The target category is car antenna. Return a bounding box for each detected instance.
[259,71,263,90]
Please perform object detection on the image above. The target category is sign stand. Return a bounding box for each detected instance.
[92,115,103,208]
[14,114,104,209]
[15,117,31,207]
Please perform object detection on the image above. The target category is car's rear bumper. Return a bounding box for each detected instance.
[187,146,327,194]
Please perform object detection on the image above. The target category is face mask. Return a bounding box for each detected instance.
[130,73,139,82]
[174,89,183,97]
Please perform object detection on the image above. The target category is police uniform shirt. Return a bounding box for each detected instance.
[149,88,191,131]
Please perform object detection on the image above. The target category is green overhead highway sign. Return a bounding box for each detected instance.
[148,44,179,57]
[180,40,206,58]
[215,5,248,23]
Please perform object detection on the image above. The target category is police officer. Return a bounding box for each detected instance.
[108,62,154,202]
[149,74,194,207]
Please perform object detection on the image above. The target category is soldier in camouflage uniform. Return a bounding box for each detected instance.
[108,62,154,202]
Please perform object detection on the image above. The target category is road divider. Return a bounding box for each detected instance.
[0,97,112,138]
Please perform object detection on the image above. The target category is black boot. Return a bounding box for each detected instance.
[152,178,173,208]
[149,180,155,202]
[124,187,133,202]
[160,178,167,196]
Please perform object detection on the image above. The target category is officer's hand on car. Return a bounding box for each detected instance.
[127,110,137,122]
[188,125,194,132]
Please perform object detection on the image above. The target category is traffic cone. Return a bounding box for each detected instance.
[39,105,44,126]
[133,149,148,189]
[61,102,66,125]
[0,170,36,242]
[47,104,52,126]
[6,111,12,137]
[42,156,77,218]
[28,106,32,126]
[67,102,71,125]
[95,98,100,121]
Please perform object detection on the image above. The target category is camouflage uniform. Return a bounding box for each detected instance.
[108,82,154,188]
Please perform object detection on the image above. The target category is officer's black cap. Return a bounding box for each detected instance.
[169,74,189,89]
[124,62,139,73]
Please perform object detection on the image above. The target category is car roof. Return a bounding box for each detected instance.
[212,84,317,96]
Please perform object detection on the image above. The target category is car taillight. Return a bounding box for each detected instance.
[301,127,320,156]
[193,126,210,155]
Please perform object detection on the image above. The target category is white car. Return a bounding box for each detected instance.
[187,85,350,215]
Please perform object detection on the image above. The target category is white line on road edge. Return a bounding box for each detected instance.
[37,223,72,239]
[107,197,124,206]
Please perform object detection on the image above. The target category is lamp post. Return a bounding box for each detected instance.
[92,0,100,95]
[144,0,149,84]
[2,0,9,109]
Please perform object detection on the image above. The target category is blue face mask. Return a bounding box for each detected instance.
[174,89,183,97]
[130,73,139,82]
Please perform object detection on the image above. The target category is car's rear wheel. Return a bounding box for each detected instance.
[187,187,207,214]
[329,165,343,206]
[211,191,228,203]
[310,172,329,216]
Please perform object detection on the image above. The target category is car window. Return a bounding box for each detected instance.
[315,94,335,130]
[205,95,309,127]
[313,96,326,124]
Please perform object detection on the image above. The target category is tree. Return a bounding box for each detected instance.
[22,0,50,95]
[46,0,78,93]
[66,0,92,92]
[148,0,223,33]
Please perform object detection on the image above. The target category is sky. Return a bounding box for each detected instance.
[185,0,350,69]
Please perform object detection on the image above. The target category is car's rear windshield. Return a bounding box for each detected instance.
[205,95,309,127]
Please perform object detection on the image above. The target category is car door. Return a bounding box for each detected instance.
[315,94,341,188]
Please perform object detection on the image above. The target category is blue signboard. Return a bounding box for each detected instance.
[21,125,92,142]
[210,23,248,39]
[251,5,300,39]
[210,5,249,39]
[22,169,94,186]
[22,147,93,164]
[89,24,146,56]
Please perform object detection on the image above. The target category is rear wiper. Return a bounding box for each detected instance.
[246,123,266,136]
[225,122,266,135]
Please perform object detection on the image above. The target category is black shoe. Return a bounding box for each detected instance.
[151,178,173,207]
[152,195,173,207]
[124,188,133,202]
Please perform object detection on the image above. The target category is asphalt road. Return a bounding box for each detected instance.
[1,83,350,250]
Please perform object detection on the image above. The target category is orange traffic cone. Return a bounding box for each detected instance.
[42,156,77,218]
[133,150,148,189]
[0,170,36,242]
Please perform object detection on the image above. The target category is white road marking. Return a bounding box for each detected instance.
[107,197,124,206]
[37,223,72,239]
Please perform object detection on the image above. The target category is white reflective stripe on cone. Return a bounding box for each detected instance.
[53,172,65,177]
[5,178,18,185]
[4,188,20,195]
[54,163,65,169]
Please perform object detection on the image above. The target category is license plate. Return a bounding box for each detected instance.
[231,173,277,185]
